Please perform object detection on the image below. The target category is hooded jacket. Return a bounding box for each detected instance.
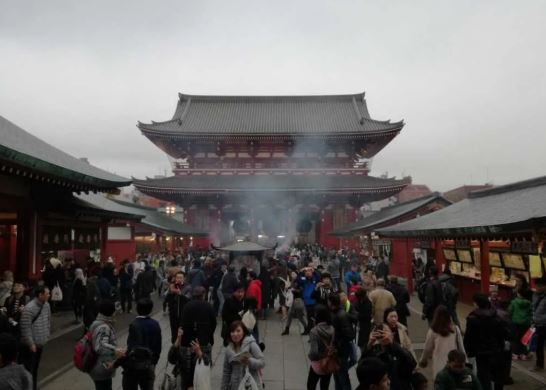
[221,335,265,390]
[463,308,507,357]
[308,322,335,361]
[0,363,32,390]
[246,280,262,310]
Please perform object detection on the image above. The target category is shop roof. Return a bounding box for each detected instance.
[133,174,409,194]
[77,193,207,236]
[0,116,131,191]
[377,176,546,238]
[331,192,451,236]
[138,92,404,137]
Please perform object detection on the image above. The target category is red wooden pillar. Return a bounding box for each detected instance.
[434,240,445,272]
[405,238,414,293]
[480,239,490,294]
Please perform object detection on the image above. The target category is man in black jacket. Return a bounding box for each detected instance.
[123,298,162,390]
[134,264,156,300]
[387,276,410,327]
[328,293,354,390]
[221,283,246,346]
[166,271,190,343]
[422,266,442,324]
[464,293,509,390]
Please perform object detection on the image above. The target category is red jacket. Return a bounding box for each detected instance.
[246,279,263,310]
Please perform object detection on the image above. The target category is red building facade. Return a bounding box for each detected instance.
[134,93,407,247]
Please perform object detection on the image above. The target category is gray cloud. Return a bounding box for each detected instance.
[1,0,545,190]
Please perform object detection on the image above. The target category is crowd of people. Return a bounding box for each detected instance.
[0,245,545,390]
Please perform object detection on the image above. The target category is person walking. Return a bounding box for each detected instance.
[20,285,51,390]
[168,286,216,390]
[134,264,155,300]
[298,268,319,335]
[188,260,206,293]
[122,298,162,390]
[463,293,508,390]
[4,281,30,338]
[508,289,531,360]
[281,288,307,335]
[354,287,372,353]
[88,300,124,390]
[532,277,546,371]
[419,305,465,378]
[246,272,262,319]
[328,293,354,390]
[0,333,32,390]
[72,268,86,323]
[221,266,239,309]
[307,305,335,390]
[368,279,396,326]
[434,350,482,390]
[221,321,265,390]
[422,267,443,324]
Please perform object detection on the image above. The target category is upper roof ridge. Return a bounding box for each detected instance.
[469,175,546,199]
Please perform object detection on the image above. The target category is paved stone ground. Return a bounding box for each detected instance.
[41,296,546,390]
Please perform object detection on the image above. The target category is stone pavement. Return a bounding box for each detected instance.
[41,296,546,389]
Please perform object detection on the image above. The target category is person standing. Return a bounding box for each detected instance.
[508,288,532,360]
[0,333,32,390]
[354,287,373,353]
[4,281,30,338]
[169,286,216,390]
[298,268,319,335]
[221,266,239,306]
[434,350,482,390]
[188,260,206,293]
[532,277,546,371]
[327,256,341,291]
[368,279,396,326]
[134,264,155,300]
[122,298,162,390]
[20,285,51,390]
[72,269,86,323]
[221,284,246,346]
[88,300,124,390]
[307,305,334,390]
[383,308,415,359]
[386,276,410,327]
[464,293,508,390]
[328,293,354,390]
[166,271,190,344]
[221,321,265,390]
[422,266,443,324]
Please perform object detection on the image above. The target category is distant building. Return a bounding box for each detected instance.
[443,184,493,203]
[396,183,432,203]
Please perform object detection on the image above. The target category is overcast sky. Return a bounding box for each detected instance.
[1,1,545,192]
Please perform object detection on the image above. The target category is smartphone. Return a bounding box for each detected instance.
[373,324,383,332]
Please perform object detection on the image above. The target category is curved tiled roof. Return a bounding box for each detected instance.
[377,176,546,238]
[0,116,131,190]
[138,92,403,136]
[330,193,451,236]
[133,174,409,193]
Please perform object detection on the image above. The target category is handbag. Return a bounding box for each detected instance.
[51,283,63,302]
[237,367,259,390]
[521,327,536,347]
[193,358,211,390]
[311,336,341,375]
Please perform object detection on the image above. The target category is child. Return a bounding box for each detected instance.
[281,288,307,335]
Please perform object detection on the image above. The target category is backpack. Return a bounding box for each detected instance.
[73,330,97,372]
[417,279,428,304]
[440,281,458,308]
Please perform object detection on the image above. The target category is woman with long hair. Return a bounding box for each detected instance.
[221,320,265,390]
[419,305,465,377]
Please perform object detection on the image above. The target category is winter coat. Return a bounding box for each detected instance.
[88,314,117,381]
[166,284,191,324]
[20,298,50,348]
[332,308,355,359]
[221,297,245,341]
[221,271,239,298]
[126,316,162,365]
[188,268,206,290]
[308,322,335,361]
[533,291,546,327]
[180,299,217,347]
[72,279,86,305]
[389,323,415,359]
[297,275,318,307]
[0,363,32,390]
[361,342,416,390]
[246,280,263,310]
[420,326,465,378]
[508,297,532,326]
[221,335,265,390]
[134,270,155,298]
[355,296,372,347]
[369,287,396,325]
[387,283,410,318]
[463,308,507,357]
